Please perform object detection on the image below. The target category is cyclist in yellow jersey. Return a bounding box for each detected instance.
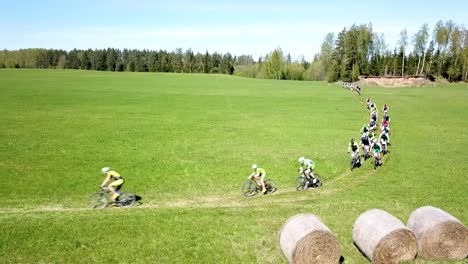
[100,167,124,202]
[248,164,266,194]
[348,138,360,160]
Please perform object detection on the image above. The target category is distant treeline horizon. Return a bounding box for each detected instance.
[1,20,467,82]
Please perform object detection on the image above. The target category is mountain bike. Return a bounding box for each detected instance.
[362,145,371,160]
[373,153,382,170]
[89,187,136,209]
[241,179,277,197]
[350,153,361,171]
[295,172,322,191]
[381,141,388,155]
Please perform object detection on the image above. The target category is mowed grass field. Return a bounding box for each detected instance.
[0,69,467,263]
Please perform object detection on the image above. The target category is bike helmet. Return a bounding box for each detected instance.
[251,164,258,169]
[298,157,305,163]
[101,167,110,174]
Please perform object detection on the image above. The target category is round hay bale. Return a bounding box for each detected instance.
[352,209,417,264]
[407,206,468,260]
[279,214,341,264]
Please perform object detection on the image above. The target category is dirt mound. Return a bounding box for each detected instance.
[359,76,433,88]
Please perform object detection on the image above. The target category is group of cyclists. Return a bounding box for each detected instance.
[99,155,319,202]
[343,82,362,95]
[248,156,318,194]
[97,93,392,202]
[348,98,392,169]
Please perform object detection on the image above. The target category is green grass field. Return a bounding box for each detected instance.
[0,69,467,263]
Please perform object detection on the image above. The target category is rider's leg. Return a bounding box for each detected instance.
[260,174,266,193]
[376,152,382,165]
[109,179,123,201]
[305,169,317,184]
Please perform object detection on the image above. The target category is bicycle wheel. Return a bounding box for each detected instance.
[241,181,257,197]
[350,159,355,170]
[312,174,323,188]
[118,191,136,208]
[89,192,108,209]
[295,176,309,191]
[265,179,277,194]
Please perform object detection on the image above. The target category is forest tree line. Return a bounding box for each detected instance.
[1,20,467,82]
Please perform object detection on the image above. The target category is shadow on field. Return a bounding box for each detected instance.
[353,242,368,260]
[339,256,345,263]
[135,195,143,206]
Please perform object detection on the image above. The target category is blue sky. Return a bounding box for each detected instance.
[1,0,467,60]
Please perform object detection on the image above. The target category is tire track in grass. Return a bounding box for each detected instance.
[0,168,377,214]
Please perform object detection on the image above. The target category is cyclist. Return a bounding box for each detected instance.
[381,126,391,142]
[298,157,318,185]
[100,167,124,202]
[355,85,361,95]
[360,124,370,134]
[248,164,266,194]
[370,110,378,122]
[383,104,389,114]
[382,113,390,124]
[366,98,372,110]
[360,132,371,157]
[369,120,377,132]
[348,139,361,168]
[380,132,390,153]
[371,139,383,167]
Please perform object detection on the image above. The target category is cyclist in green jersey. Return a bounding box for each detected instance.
[360,124,370,134]
[379,132,389,152]
[381,126,391,144]
[371,139,383,167]
[298,157,318,185]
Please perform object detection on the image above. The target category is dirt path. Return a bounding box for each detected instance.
[0,168,377,215]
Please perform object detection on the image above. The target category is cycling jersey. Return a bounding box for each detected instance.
[382,120,389,128]
[372,143,381,153]
[255,168,266,175]
[348,142,359,152]
[106,171,122,181]
[361,136,370,146]
[380,134,389,142]
[361,126,369,133]
[301,159,315,170]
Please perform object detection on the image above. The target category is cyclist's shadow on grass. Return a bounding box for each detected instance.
[134,195,143,206]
